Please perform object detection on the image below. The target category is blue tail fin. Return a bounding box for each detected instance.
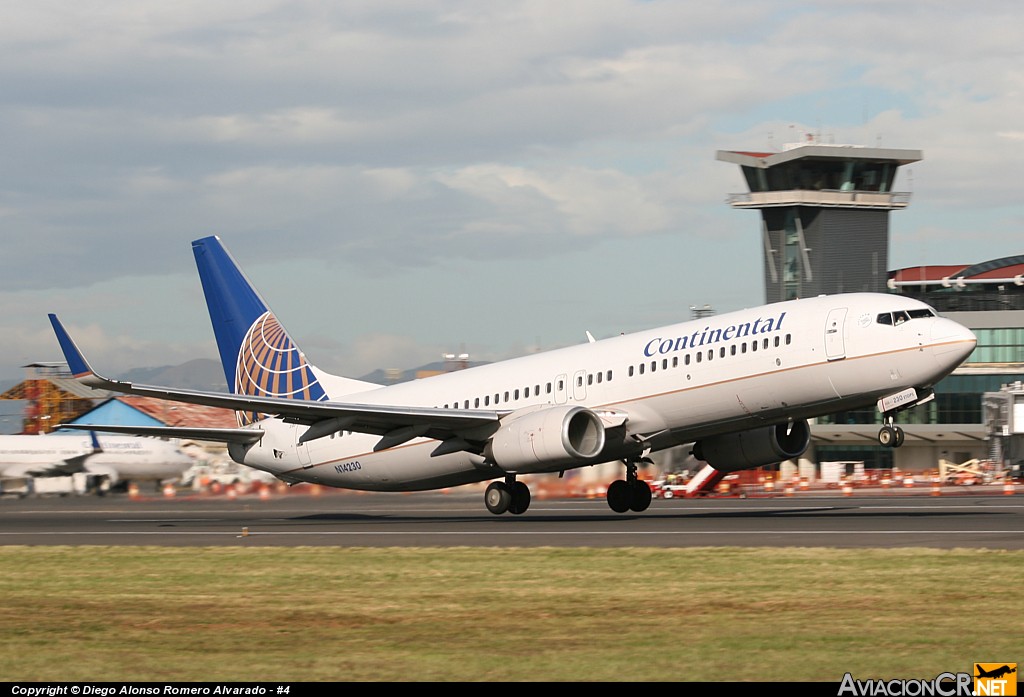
[192,236,328,423]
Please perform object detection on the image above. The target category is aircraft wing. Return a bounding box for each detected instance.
[27,456,90,477]
[49,314,504,450]
[57,424,266,445]
[23,431,103,477]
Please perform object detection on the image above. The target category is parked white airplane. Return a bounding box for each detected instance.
[0,431,193,488]
[48,236,976,514]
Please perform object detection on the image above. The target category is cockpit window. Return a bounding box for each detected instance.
[877,308,936,326]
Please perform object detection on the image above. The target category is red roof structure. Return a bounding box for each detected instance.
[890,255,1024,284]
[114,396,239,428]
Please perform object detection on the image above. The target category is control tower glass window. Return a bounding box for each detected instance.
[745,160,896,192]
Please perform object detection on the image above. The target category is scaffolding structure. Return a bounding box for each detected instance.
[0,363,101,434]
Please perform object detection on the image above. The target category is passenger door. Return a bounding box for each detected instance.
[825,308,848,361]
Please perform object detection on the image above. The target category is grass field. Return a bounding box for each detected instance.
[2,546,1021,682]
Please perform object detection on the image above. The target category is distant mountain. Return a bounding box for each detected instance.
[0,359,490,435]
[115,358,488,390]
[2,357,486,395]
[358,361,488,385]
[122,359,228,391]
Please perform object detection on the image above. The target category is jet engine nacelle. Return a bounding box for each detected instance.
[487,405,606,473]
[692,420,811,472]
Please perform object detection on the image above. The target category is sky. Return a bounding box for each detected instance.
[2,1,1023,381]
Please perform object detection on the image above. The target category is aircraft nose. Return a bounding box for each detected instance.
[931,318,977,364]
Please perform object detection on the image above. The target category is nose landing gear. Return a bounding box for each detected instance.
[878,416,905,448]
[875,387,933,448]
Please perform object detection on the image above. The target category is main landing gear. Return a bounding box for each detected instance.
[485,476,531,515]
[878,415,905,448]
[606,458,653,513]
[483,459,656,515]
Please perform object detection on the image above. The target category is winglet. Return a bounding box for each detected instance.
[48,314,107,388]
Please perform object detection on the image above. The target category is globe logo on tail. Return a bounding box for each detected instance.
[234,311,326,425]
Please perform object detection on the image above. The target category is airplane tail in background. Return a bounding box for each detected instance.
[192,236,377,425]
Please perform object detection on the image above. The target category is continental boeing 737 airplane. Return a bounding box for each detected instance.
[0,431,193,488]
[48,236,977,514]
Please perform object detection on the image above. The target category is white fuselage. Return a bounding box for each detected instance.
[0,433,193,483]
[228,293,976,491]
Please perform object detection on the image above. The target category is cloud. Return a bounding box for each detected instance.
[2,1,1024,374]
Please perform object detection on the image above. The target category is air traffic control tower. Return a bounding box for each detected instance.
[716,142,921,303]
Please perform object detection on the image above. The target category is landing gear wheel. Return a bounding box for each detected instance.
[893,427,905,448]
[485,481,512,515]
[508,481,531,515]
[878,425,895,447]
[607,480,632,513]
[630,479,652,512]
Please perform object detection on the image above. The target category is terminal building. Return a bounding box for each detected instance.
[717,141,1023,477]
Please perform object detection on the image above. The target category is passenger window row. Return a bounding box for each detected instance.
[441,369,616,410]
[439,331,796,409]
[627,334,792,377]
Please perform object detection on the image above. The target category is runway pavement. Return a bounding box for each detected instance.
[2,486,1023,549]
